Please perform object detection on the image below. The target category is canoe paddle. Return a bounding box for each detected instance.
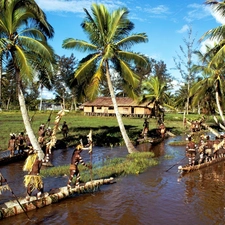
[165,156,186,172]
[6,182,31,221]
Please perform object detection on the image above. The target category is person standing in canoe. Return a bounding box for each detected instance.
[67,144,92,189]
[141,118,149,138]
[23,150,46,201]
[62,121,69,138]
[8,133,16,157]
[186,136,197,166]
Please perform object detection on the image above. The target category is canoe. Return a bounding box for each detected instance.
[0,177,114,220]
[0,152,28,166]
[178,155,225,174]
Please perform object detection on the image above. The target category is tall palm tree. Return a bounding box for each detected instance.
[62,4,149,153]
[190,46,225,123]
[0,0,55,159]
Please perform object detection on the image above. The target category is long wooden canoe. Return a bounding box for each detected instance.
[178,156,225,174]
[0,152,28,166]
[0,177,114,220]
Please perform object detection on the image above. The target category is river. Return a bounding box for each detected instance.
[1,136,225,225]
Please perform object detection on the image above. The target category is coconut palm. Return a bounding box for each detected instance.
[190,46,225,123]
[0,0,55,159]
[201,1,225,64]
[62,4,149,153]
[141,76,171,120]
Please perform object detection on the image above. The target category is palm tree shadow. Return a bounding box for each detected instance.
[66,125,140,147]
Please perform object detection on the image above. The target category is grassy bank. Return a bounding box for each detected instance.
[0,110,215,151]
[41,152,159,182]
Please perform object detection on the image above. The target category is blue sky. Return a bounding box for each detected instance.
[35,0,223,98]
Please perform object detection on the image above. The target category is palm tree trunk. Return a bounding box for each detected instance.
[105,61,137,153]
[17,73,44,160]
[215,90,225,125]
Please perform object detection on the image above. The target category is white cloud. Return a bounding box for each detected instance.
[36,0,125,13]
[184,3,210,22]
[199,38,218,54]
[177,24,189,33]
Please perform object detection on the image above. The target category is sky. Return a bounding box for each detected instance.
[35,0,224,98]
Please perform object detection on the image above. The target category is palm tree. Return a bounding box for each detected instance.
[0,0,55,159]
[190,46,225,123]
[201,1,225,64]
[62,4,149,153]
[141,76,170,120]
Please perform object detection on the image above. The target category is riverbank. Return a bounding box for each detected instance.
[0,110,216,151]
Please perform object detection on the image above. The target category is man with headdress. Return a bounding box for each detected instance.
[186,135,197,166]
[17,132,25,154]
[67,144,92,189]
[23,150,45,201]
[204,135,214,162]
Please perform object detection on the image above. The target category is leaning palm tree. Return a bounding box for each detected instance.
[0,0,55,159]
[62,4,149,153]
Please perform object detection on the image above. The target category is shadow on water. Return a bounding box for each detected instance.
[1,136,225,224]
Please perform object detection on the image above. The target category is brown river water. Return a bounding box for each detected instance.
[1,136,225,225]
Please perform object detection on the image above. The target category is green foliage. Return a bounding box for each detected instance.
[41,152,158,182]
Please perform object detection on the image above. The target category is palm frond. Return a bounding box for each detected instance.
[116,33,148,50]
[62,38,97,52]
[119,59,140,88]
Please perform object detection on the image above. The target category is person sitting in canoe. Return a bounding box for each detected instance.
[67,144,92,189]
[186,136,197,166]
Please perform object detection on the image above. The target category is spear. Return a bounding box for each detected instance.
[0,173,31,220]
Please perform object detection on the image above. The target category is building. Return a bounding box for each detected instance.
[81,97,155,117]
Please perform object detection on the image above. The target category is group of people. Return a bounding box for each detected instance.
[22,121,92,201]
[24,138,92,201]
[185,134,225,166]
[8,132,31,157]
[141,118,166,138]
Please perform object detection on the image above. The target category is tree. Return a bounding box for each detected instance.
[141,76,170,120]
[173,26,198,115]
[201,1,225,64]
[54,54,77,110]
[190,45,225,123]
[62,4,149,153]
[0,0,55,159]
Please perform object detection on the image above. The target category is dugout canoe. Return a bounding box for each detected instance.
[0,177,114,220]
[0,152,28,166]
[178,156,225,174]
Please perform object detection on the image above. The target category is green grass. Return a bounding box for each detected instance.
[41,152,158,182]
[0,110,216,151]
